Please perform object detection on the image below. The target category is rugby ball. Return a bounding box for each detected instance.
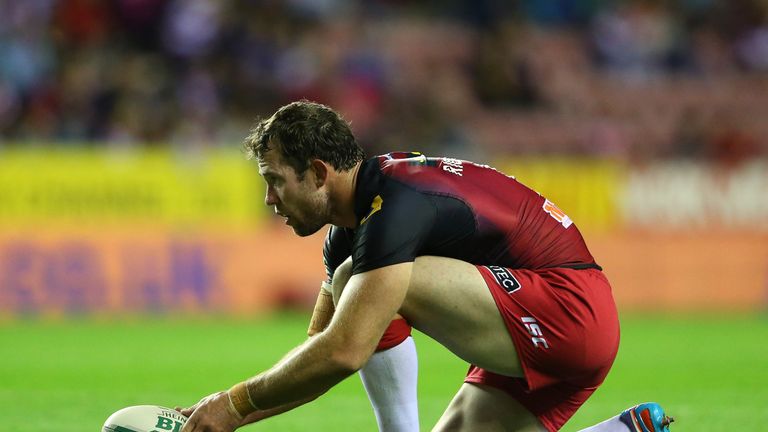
[102,405,188,432]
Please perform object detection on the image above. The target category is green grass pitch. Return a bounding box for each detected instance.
[1,313,766,431]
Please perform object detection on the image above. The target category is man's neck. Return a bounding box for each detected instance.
[329,161,362,229]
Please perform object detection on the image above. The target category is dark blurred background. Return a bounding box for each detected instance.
[2,0,767,162]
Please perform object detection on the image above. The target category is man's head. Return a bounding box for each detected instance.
[244,101,366,236]
[244,100,365,179]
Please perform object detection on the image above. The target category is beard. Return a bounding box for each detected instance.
[289,189,330,237]
[290,217,326,237]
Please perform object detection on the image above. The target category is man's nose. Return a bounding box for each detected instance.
[265,187,279,206]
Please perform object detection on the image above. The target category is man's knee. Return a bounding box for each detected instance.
[437,384,546,432]
[434,391,468,431]
[330,257,353,306]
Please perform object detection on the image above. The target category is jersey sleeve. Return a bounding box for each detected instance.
[351,187,436,275]
[322,225,353,284]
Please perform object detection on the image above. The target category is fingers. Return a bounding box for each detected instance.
[176,403,198,418]
[178,392,239,432]
[180,407,221,432]
[181,409,205,432]
[178,392,218,419]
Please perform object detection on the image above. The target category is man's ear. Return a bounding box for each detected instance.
[310,159,329,188]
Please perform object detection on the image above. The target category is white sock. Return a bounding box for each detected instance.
[359,336,419,432]
[578,414,632,432]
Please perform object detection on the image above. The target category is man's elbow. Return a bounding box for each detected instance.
[326,338,374,372]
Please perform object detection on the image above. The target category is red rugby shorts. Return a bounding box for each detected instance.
[466,266,620,431]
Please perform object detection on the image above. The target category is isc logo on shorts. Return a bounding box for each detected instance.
[485,266,521,293]
[522,317,550,349]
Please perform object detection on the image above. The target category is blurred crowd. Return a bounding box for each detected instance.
[0,0,766,163]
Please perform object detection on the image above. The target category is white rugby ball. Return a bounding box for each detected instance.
[102,405,188,432]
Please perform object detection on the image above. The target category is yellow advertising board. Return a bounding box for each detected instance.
[0,148,265,229]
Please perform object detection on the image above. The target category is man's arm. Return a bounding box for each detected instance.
[233,285,337,425]
[181,262,412,431]
[245,262,412,409]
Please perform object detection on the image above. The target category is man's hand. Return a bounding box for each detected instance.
[178,391,243,432]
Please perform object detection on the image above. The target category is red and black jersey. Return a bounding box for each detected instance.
[323,152,600,281]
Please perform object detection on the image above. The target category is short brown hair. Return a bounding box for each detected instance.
[244,100,366,178]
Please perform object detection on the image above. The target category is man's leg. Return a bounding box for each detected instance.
[434,383,545,432]
[401,257,523,377]
[399,256,541,431]
[332,258,420,432]
[359,336,419,432]
[402,257,624,431]
[335,256,631,431]
[388,256,537,431]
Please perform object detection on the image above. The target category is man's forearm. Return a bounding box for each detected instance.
[239,394,320,426]
[243,330,366,411]
[236,287,336,422]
